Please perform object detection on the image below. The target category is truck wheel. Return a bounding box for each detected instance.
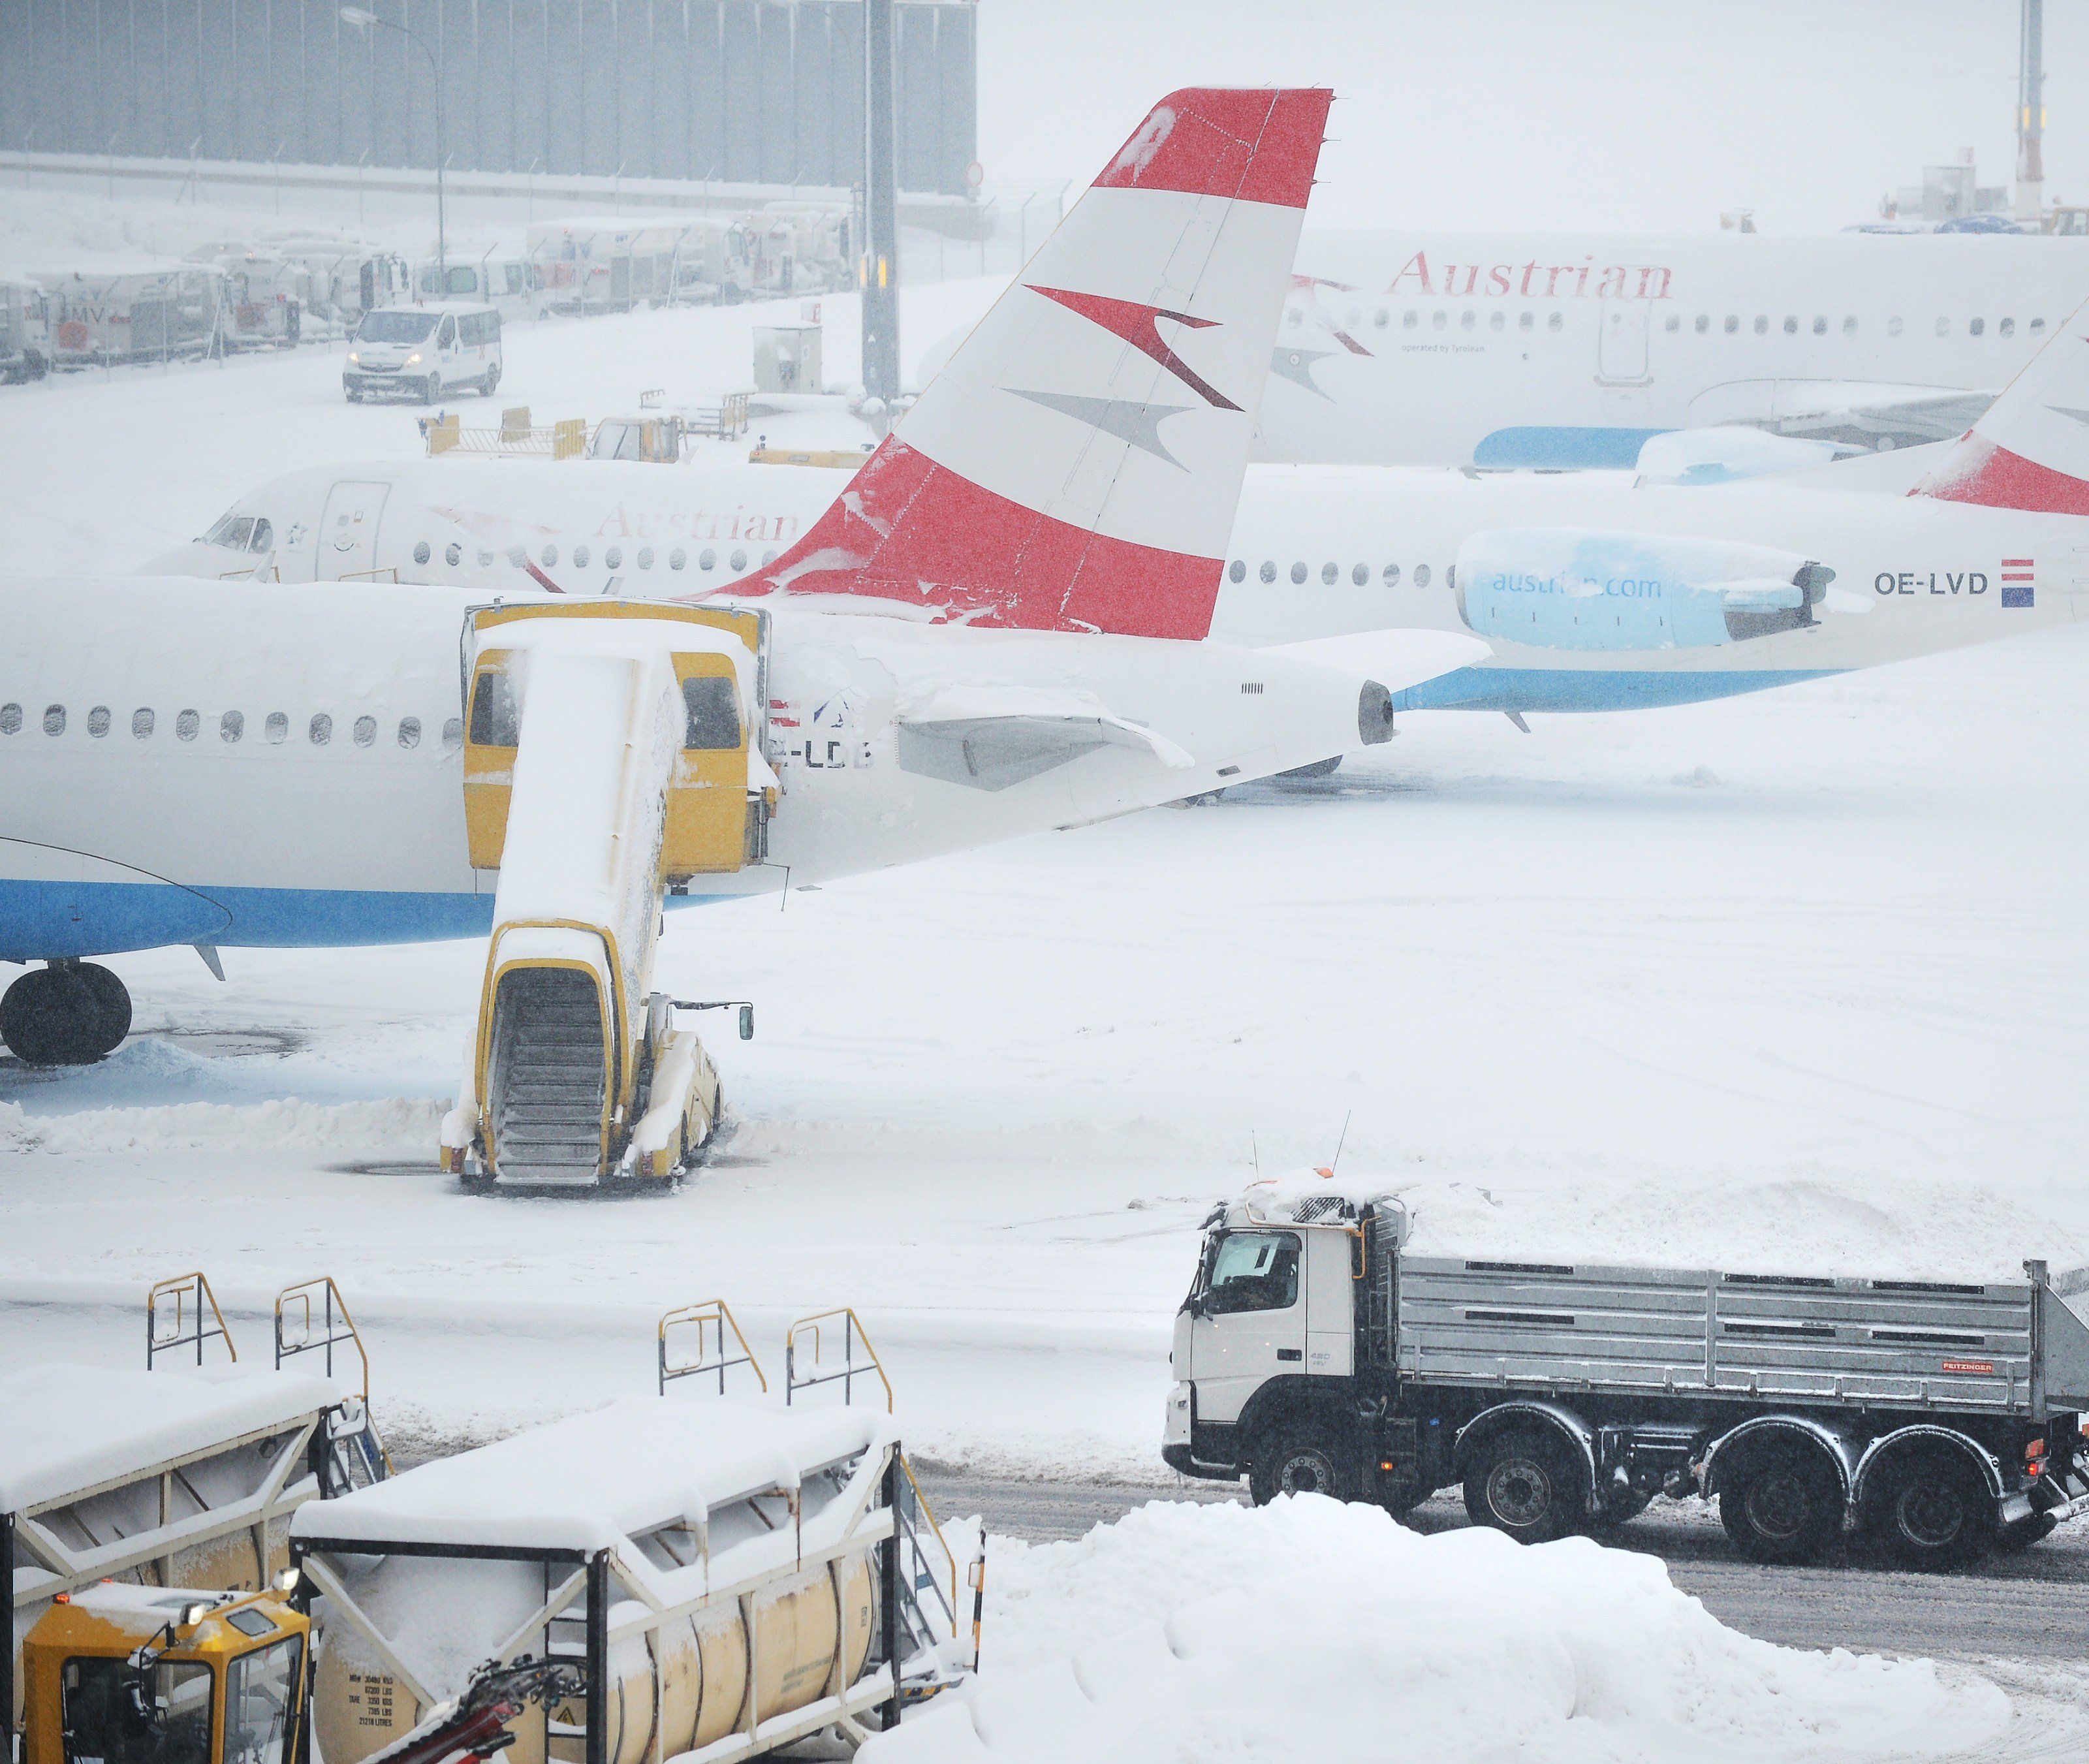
[1249,1423,1355,1505]
[1997,1512,2058,1552]
[1874,1449,1995,1568]
[1464,1427,1579,1543]
[1719,1449,1842,1564]
[1589,1488,1651,1530]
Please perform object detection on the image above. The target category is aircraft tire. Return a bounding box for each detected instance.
[0,964,117,1065]
[76,963,133,1056]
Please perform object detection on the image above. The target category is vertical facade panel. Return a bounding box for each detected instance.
[937,1,971,197]
[650,0,685,180]
[542,0,579,172]
[269,0,307,166]
[336,6,373,169]
[717,0,756,182]
[828,0,860,189]
[198,0,237,159]
[791,0,830,185]
[0,1,29,152]
[687,0,722,180]
[33,0,76,151]
[616,0,649,176]
[578,0,616,176]
[302,0,339,170]
[477,0,512,174]
[508,0,545,172]
[755,0,791,185]
[233,0,264,161]
[437,0,477,175]
[131,0,170,158]
[894,0,933,196]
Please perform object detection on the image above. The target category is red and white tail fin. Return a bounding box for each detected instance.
[1917,298,2089,514]
[719,87,1331,639]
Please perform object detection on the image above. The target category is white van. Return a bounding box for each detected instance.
[343,301,502,403]
[412,257,539,321]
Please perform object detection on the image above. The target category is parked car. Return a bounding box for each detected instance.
[343,302,502,403]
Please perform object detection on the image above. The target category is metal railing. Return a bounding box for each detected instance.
[785,1306,892,1411]
[276,1274,394,1481]
[146,1270,236,1368]
[658,1299,768,1396]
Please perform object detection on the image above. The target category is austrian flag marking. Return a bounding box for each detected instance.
[2000,559,2035,608]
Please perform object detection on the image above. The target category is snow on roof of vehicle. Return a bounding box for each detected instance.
[293,1395,895,1553]
[1235,1167,1404,1225]
[0,1364,342,1514]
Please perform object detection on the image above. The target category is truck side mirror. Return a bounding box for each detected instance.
[738,1004,754,1041]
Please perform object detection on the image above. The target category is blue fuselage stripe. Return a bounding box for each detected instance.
[1472,426,1672,469]
[1390,665,1842,713]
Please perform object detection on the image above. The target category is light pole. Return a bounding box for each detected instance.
[340,5,445,282]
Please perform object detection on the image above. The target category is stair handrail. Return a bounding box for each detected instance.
[784,1306,892,1411]
[147,1271,236,1368]
[658,1299,768,1396]
[275,1275,394,1476]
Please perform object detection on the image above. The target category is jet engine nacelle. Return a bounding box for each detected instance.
[1453,528,1831,650]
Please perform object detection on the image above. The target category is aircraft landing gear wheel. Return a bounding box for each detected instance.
[1,962,129,1065]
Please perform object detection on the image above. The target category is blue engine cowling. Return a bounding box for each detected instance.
[1454,528,1832,651]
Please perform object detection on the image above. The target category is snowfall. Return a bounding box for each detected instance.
[5,102,2089,1758]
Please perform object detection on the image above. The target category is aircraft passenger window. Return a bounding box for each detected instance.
[2000,317,2015,336]
[1413,563,1432,588]
[1753,315,1768,334]
[87,706,110,738]
[670,547,687,569]
[445,543,462,566]
[1431,310,1447,330]
[1460,311,1475,330]
[638,547,655,569]
[1285,307,1302,328]
[1320,561,1338,584]
[1812,316,1827,335]
[1351,563,1368,586]
[1725,315,1739,333]
[398,716,422,749]
[730,548,747,571]
[1547,312,1562,332]
[1695,314,1709,333]
[177,710,200,740]
[682,676,742,750]
[1844,315,1858,334]
[2031,318,2046,334]
[1490,310,1505,332]
[221,710,243,742]
[1383,563,1400,587]
[762,549,777,565]
[573,544,591,568]
[1289,561,1308,585]
[541,545,559,567]
[1447,564,1456,590]
[1782,316,1797,334]
[1936,317,1950,336]
[353,716,377,747]
[413,541,432,565]
[605,546,623,569]
[441,717,463,751]
[264,712,288,743]
[0,703,18,734]
[1519,311,1533,331]
[1259,561,1276,584]
[1969,317,1985,337]
[1228,560,1245,582]
[132,709,153,738]
[1889,316,1904,336]
[1404,310,1419,329]
[309,714,332,745]
[250,518,274,552]
[42,704,64,736]
[1374,308,1389,328]
[469,671,520,746]
[1665,314,1679,332]
[700,548,717,571]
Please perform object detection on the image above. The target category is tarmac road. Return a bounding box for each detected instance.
[912,1470,2089,1664]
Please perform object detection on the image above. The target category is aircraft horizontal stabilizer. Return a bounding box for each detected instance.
[897,683,1194,792]
[1264,630,1491,694]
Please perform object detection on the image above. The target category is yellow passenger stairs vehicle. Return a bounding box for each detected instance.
[439,603,776,1189]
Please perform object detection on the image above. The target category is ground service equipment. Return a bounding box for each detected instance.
[441,602,776,1188]
[1164,1175,2089,1568]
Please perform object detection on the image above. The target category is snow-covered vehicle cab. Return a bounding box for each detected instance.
[0,277,50,382]
[343,302,501,404]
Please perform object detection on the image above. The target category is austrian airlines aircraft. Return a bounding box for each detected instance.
[0,88,1484,1066]
[167,314,2085,717]
[1264,231,2089,468]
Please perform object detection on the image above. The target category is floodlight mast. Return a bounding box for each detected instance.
[341,5,447,281]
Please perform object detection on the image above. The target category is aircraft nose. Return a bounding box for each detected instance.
[140,541,230,578]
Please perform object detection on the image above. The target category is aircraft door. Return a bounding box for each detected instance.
[1597,298,1651,385]
[317,480,390,580]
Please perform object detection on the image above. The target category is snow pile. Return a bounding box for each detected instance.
[0,1094,442,1156]
[864,1497,2011,1764]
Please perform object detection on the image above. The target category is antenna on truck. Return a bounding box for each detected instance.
[1330,1110,1352,1174]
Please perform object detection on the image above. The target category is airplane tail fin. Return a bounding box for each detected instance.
[721,87,1332,639]
[1915,300,2089,514]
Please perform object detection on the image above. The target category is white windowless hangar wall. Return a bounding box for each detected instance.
[0,0,977,196]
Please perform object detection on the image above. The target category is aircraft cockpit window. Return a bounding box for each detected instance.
[353,716,377,748]
[265,712,288,743]
[221,711,243,742]
[398,717,422,749]
[249,518,273,552]
[43,705,65,736]
[1289,561,1308,585]
[206,512,256,548]
[1969,317,1985,337]
[309,714,332,745]
[1259,561,1276,584]
[0,704,19,735]
[176,710,200,740]
[132,709,153,738]
[1383,564,1401,587]
[1414,564,1432,588]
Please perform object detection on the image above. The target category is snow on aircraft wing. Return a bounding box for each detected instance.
[896,682,1195,792]
[1695,380,1996,449]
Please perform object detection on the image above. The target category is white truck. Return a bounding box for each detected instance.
[1164,1175,2089,1568]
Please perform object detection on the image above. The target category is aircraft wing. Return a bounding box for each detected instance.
[896,683,1194,792]
[1264,630,1491,693]
[1693,378,1995,449]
